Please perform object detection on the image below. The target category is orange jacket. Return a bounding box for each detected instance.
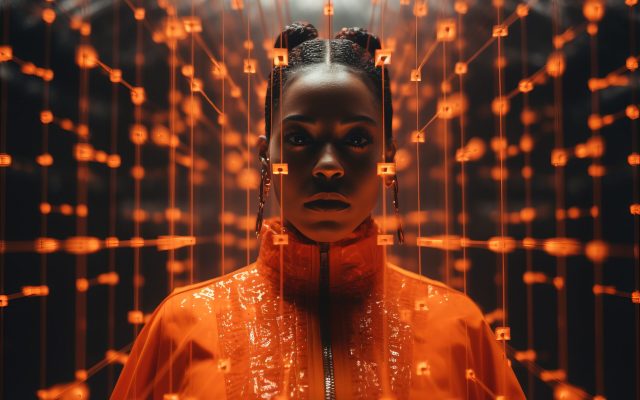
[111,218,525,399]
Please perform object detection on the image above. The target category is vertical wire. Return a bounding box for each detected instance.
[278,54,286,399]
[132,0,143,340]
[75,0,90,378]
[245,5,252,269]
[589,9,605,399]
[551,0,568,377]
[221,0,226,279]
[441,5,450,289]
[438,2,453,393]
[379,0,392,397]
[456,7,470,399]
[188,0,196,382]
[495,2,508,394]
[39,1,52,390]
[167,2,177,393]
[519,9,535,399]
[629,4,640,400]
[414,6,422,278]
[0,0,8,396]
[107,0,120,391]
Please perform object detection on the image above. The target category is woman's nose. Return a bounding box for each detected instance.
[312,143,344,180]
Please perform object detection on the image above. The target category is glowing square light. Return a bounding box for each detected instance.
[374,49,392,67]
[411,130,425,143]
[273,234,288,245]
[217,358,231,373]
[0,45,14,62]
[128,310,144,324]
[377,162,396,176]
[377,234,393,245]
[272,163,288,175]
[495,326,511,341]
[324,4,334,15]
[492,24,508,37]
[243,58,257,74]
[410,68,421,82]
[273,48,288,66]
[183,16,202,33]
[436,19,457,42]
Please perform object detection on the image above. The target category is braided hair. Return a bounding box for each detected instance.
[264,21,393,144]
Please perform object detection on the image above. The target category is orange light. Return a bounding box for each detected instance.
[74,143,94,162]
[543,238,581,257]
[0,153,11,167]
[129,124,148,145]
[487,236,516,253]
[491,97,509,116]
[413,0,428,17]
[374,49,392,67]
[134,8,145,21]
[22,285,50,297]
[75,45,98,69]
[65,236,101,255]
[42,8,56,24]
[546,52,566,77]
[157,235,196,251]
[436,19,457,42]
[130,87,146,105]
[128,310,144,325]
[0,45,13,62]
[453,0,468,14]
[97,272,119,286]
[583,0,605,22]
[182,16,202,33]
[273,48,288,67]
[105,237,119,248]
[35,237,59,253]
[492,24,508,38]
[107,154,121,168]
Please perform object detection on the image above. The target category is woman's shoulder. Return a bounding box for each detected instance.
[386,262,486,326]
[152,262,260,326]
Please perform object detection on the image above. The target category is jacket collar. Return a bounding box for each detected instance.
[256,217,385,299]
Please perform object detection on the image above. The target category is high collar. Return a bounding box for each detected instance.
[256,217,386,299]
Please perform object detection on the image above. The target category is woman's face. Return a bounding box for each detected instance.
[260,64,394,243]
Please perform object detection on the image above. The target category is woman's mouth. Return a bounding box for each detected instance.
[304,199,351,211]
[303,192,351,212]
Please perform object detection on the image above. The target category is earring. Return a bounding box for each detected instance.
[255,154,271,237]
[391,174,405,244]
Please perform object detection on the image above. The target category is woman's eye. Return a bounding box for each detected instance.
[285,131,312,146]
[344,131,371,148]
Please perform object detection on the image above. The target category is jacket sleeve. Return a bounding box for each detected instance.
[464,302,526,400]
[110,291,227,400]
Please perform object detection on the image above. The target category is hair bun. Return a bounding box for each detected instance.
[335,27,381,56]
[274,21,319,50]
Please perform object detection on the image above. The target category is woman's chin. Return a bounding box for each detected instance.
[290,220,355,243]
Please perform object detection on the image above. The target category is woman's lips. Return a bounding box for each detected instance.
[303,192,351,211]
[304,199,351,211]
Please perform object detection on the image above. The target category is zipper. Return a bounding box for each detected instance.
[318,243,336,400]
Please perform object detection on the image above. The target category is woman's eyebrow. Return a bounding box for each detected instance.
[340,115,376,125]
[283,114,316,124]
[282,114,376,125]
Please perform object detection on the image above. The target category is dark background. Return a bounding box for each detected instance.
[0,0,638,399]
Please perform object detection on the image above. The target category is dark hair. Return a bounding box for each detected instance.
[264,21,393,143]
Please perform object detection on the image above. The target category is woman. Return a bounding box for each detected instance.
[112,22,525,399]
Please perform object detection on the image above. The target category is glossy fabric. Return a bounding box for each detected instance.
[112,218,525,399]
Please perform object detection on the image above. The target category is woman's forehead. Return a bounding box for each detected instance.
[280,64,380,119]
